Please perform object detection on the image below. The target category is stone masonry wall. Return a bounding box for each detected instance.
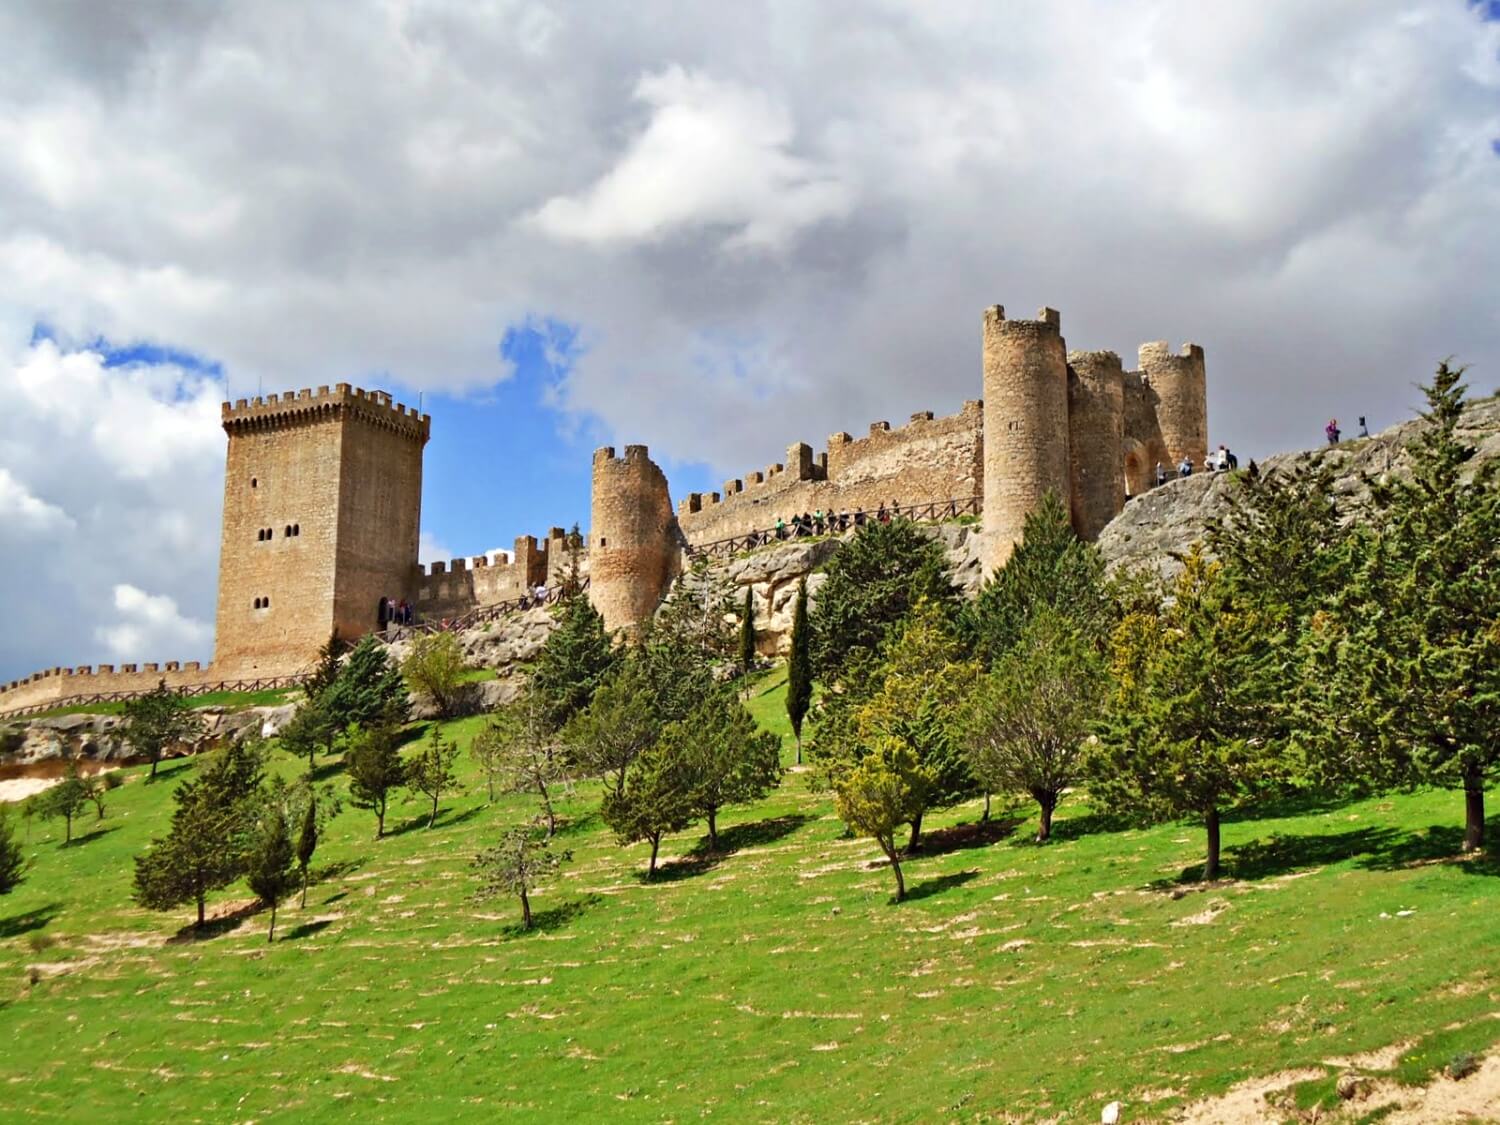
[676,401,984,545]
[1067,350,1127,541]
[590,446,680,634]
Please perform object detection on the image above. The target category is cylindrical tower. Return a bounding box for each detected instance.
[1066,350,1126,541]
[1139,341,1207,470]
[981,305,1070,577]
[589,444,679,636]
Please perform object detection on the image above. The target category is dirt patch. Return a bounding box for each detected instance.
[1176,1068,1326,1123]
[1378,1051,1500,1122]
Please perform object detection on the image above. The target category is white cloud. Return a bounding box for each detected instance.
[94,583,211,662]
[530,67,855,251]
[0,466,74,534]
[418,531,454,567]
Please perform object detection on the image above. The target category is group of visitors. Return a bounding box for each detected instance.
[378,596,413,629]
[770,501,901,542]
[1152,444,1238,487]
[1325,417,1370,446]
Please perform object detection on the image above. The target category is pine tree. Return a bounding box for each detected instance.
[472,823,571,929]
[962,492,1110,667]
[834,742,930,902]
[530,594,618,732]
[1323,363,1500,850]
[278,696,339,774]
[479,691,569,834]
[785,578,813,765]
[303,630,345,702]
[810,517,957,680]
[296,796,318,908]
[246,811,297,942]
[562,659,661,797]
[406,725,460,829]
[39,762,90,844]
[345,720,405,838]
[602,744,694,879]
[739,588,757,680]
[322,636,408,730]
[659,688,782,851]
[0,809,27,894]
[122,680,204,779]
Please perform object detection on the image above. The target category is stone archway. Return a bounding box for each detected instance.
[1122,438,1152,498]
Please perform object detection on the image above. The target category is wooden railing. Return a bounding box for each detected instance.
[685,495,983,561]
[377,578,590,642]
[0,673,310,721]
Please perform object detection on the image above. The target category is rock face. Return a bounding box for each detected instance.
[1,704,296,769]
[1095,394,1500,582]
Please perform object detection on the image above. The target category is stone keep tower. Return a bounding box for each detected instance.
[1066,350,1127,541]
[214,385,429,676]
[589,445,680,635]
[1139,341,1208,470]
[980,306,1071,576]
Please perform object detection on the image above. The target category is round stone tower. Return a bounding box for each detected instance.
[1139,341,1207,470]
[1065,350,1126,542]
[981,305,1070,577]
[589,444,680,636]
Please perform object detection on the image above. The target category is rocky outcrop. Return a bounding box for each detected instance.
[1096,394,1500,581]
[0,703,297,769]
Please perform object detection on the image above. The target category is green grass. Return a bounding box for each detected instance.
[2,706,1498,1121]
[17,688,298,721]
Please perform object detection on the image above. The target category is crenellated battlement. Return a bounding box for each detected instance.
[222,383,430,442]
[0,660,212,717]
[984,304,1062,336]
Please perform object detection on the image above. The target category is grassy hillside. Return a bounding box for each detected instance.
[1,677,1497,1121]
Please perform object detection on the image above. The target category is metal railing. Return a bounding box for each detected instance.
[685,495,983,561]
[0,673,310,721]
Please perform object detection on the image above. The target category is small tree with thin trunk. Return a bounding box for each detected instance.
[786,578,813,765]
[406,725,460,829]
[39,763,91,844]
[601,745,693,879]
[659,688,782,851]
[345,720,405,839]
[296,796,319,908]
[472,823,571,929]
[962,610,1105,842]
[0,810,27,894]
[480,692,570,834]
[402,632,469,718]
[834,742,931,903]
[122,680,203,779]
[246,810,297,942]
[563,661,662,797]
[278,696,340,775]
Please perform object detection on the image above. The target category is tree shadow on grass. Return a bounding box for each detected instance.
[387,804,484,837]
[310,758,347,783]
[312,858,363,884]
[915,816,1024,857]
[59,824,122,849]
[649,814,815,884]
[1221,788,1367,823]
[902,869,981,903]
[553,809,601,838]
[497,894,601,940]
[166,900,261,944]
[0,902,62,939]
[1045,809,1137,843]
[281,918,334,941]
[1357,820,1500,877]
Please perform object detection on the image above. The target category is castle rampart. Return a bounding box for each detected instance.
[590,445,680,634]
[1067,350,1127,541]
[1139,342,1208,470]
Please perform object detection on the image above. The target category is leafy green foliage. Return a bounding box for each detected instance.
[562,659,661,797]
[402,632,469,718]
[658,688,782,850]
[1091,549,1290,879]
[962,609,1105,841]
[322,637,408,731]
[833,743,929,902]
[810,517,956,680]
[344,720,405,838]
[303,630,346,703]
[38,762,91,844]
[0,809,26,894]
[296,795,319,908]
[245,808,297,942]
[651,555,738,665]
[132,738,267,927]
[406,725,460,829]
[786,578,813,763]
[530,594,618,733]
[122,680,204,778]
[477,690,569,834]
[471,823,571,929]
[277,696,340,774]
[601,744,693,879]
[962,492,1111,667]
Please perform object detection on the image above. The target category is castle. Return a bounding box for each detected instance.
[0,305,1206,714]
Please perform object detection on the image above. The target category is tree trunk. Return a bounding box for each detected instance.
[648,834,660,879]
[428,793,439,828]
[1204,806,1221,881]
[1463,764,1485,853]
[267,902,277,943]
[196,893,206,929]
[906,811,923,855]
[540,782,555,837]
[300,866,309,909]
[1036,793,1056,843]
[375,801,386,839]
[982,792,991,822]
[63,813,72,844]
[308,747,316,774]
[883,841,905,902]
[707,809,719,851]
[150,753,159,779]
[487,775,496,803]
[795,732,802,767]
[520,889,532,929]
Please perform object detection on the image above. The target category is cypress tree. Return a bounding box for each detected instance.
[0,810,26,894]
[296,795,318,908]
[786,578,812,765]
[531,595,618,732]
[739,588,756,680]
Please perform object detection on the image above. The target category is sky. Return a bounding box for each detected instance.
[0,1,1497,682]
